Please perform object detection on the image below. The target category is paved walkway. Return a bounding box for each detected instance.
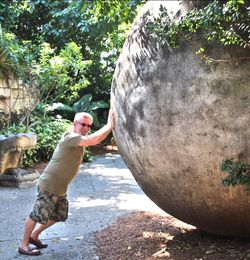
[0,154,166,260]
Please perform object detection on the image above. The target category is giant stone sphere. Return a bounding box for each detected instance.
[111,1,250,236]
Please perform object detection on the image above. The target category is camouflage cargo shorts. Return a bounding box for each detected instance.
[29,187,68,224]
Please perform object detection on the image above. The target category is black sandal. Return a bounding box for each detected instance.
[18,246,41,256]
[29,237,48,248]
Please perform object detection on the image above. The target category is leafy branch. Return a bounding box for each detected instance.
[146,0,250,63]
[221,159,250,187]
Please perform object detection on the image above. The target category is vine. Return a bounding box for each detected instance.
[221,159,250,187]
[146,0,250,63]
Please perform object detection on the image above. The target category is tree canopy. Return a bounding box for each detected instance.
[0,0,145,103]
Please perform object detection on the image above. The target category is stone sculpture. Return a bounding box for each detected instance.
[111,1,250,236]
[0,132,39,187]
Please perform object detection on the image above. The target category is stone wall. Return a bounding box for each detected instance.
[0,77,38,126]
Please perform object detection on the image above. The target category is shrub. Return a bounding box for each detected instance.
[1,112,94,167]
[25,115,71,166]
[0,115,71,167]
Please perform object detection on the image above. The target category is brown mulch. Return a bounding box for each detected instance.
[94,211,250,260]
[88,144,119,156]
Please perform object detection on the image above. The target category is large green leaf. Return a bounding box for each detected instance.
[88,111,100,127]
[88,100,109,111]
[47,102,74,112]
[73,94,92,112]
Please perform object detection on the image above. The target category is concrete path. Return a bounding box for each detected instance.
[0,154,166,260]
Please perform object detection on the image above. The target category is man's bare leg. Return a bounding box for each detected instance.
[20,218,37,249]
[31,220,57,241]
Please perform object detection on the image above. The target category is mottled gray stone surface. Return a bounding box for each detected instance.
[111,0,250,236]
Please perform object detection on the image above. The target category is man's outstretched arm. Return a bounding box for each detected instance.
[78,109,114,147]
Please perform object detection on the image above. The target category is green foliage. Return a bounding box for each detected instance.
[0,0,142,164]
[221,159,250,187]
[0,123,27,136]
[28,116,71,165]
[0,0,145,102]
[0,111,71,166]
[0,47,15,79]
[0,106,95,166]
[83,147,94,163]
[33,42,91,104]
[0,30,35,79]
[0,0,145,50]
[0,0,142,167]
[147,0,249,62]
[47,94,109,127]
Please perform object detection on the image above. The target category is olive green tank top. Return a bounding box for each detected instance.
[38,132,84,196]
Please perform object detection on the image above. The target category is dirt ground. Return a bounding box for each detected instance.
[94,211,250,260]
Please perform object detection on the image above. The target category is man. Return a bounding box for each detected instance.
[18,109,114,256]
